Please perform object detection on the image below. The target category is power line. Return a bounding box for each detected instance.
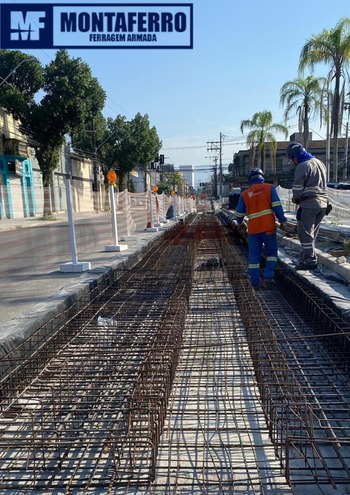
[162,141,247,151]
[162,144,207,151]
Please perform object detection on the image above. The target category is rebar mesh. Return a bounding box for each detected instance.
[0,222,194,491]
[224,234,350,489]
[0,213,349,493]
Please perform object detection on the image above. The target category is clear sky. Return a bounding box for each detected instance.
[3,0,350,186]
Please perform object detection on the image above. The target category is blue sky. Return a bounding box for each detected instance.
[3,0,350,186]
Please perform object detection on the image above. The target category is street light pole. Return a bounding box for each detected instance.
[344,100,350,180]
[219,132,223,200]
[92,126,123,211]
[91,119,100,211]
[0,57,35,88]
[326,92,331,182]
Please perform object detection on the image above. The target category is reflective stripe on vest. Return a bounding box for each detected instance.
[242,183,276,234]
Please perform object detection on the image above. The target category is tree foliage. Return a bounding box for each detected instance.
[156,171,183,195]
[0,49,106,213]
[115,112,161,189]
[0,50,43,118]
[299,17,350,181]
[70,111,108,160]
[280,76,325,149]
[240,110,288,171]
[73,112,162,190]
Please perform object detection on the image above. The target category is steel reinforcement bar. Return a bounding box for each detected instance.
[0,222,194,491]
[0,212,350,492]
[222,224,350,488]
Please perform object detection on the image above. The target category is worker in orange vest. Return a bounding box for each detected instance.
[235,168,287,289]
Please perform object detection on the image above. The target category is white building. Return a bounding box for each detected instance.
[177,164,194,188]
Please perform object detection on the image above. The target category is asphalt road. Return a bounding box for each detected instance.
[0,213,164,327]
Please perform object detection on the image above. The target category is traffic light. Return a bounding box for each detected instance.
[160,154,165,165]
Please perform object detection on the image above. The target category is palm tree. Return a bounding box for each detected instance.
[299,17,350,182]
[240,110,288,172]
[280,75,325,149]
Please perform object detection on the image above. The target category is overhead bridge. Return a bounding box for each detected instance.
[0,211,349,494]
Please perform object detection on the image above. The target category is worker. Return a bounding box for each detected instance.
[235,168,287,289]
[228,187,241,210]
[286,142,328,270]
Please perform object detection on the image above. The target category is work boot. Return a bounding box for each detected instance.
[263,278,276,288]
[295,262,318,270]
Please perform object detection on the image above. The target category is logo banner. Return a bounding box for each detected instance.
[0,3,193,49]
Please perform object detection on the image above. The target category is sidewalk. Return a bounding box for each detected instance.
[0,210,109,231]
[0,211,176,338]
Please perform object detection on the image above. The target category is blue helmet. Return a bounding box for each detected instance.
[286,142,305,159]
[248,167,264,181]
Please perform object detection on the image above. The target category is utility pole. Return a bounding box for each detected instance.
[212,158,218,197]
[207,133,223,200]
[204,157,218,197]
[220,132,223,199]
[344,100,350,180]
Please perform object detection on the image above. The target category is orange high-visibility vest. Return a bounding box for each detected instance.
[241,183,276,234]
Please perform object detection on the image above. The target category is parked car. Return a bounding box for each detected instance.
[327,182,350,190]
[337,183,350,190]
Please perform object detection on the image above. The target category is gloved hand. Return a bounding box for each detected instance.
[279,221,296,235]
[279,221,287,231]
[238,222,247,234]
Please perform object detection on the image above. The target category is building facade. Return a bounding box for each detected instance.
[0,107,112,219]
[177,165,195,189]
[0,108,167,219]
[228,133,348,187]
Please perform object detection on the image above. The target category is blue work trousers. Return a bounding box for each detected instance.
[247,232,278,286]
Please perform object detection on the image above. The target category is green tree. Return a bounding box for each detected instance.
[156,171,183,195]
[0,50,43,116]
[70,111,107,159]
[99,115,128,173]
[72,112,162,191]
[299,17,350,181]
[114,112,162,189]
[240,110,288,172]
[280,75,325,149]
[0,49,106,214]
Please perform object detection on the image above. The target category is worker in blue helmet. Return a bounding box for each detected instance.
[235,167,287,289]
[286,142,328,270]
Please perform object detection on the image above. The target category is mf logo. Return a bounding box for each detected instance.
[0,3,192,49]
[10,11,46,41]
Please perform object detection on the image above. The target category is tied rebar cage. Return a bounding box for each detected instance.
[223,241,312,470]
[0,222,194,492]
[223,231,350,488]
[1,211,350,492]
